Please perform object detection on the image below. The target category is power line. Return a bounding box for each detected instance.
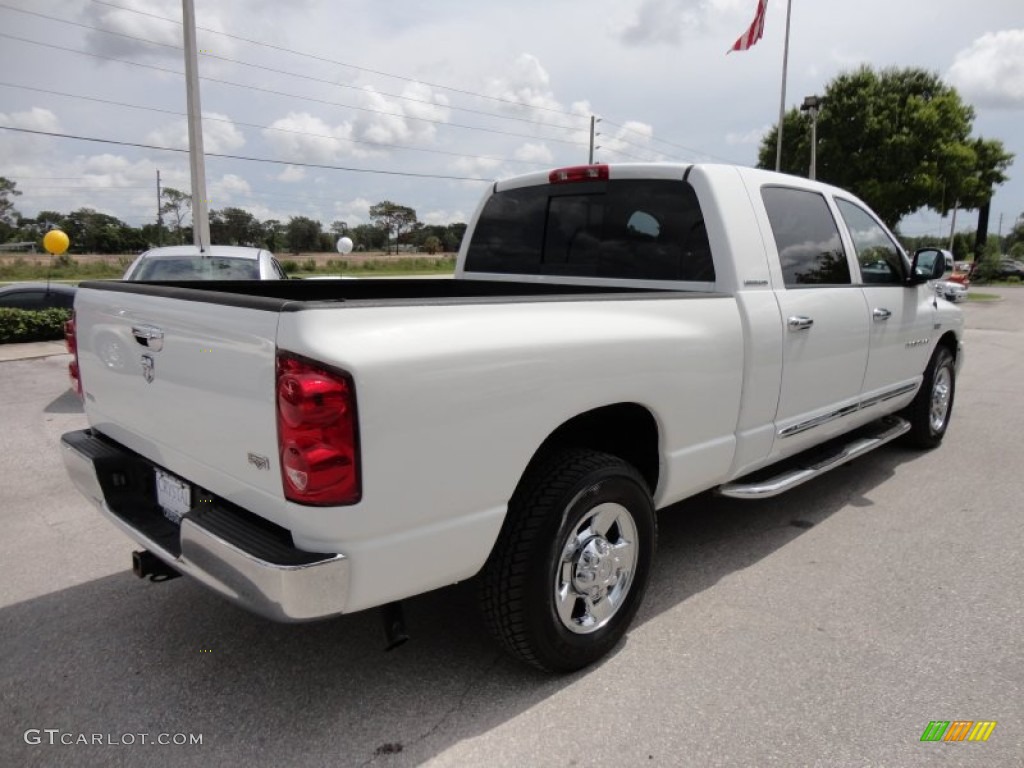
[89,0,585,120]
[0,125,494,182]
[0,82,551,168]
[1,4,586,132]
[0,33,588,148]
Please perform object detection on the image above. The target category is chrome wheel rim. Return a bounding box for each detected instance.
[555,501,639,635]
[929,364,952,433]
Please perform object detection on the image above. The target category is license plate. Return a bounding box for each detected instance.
[155,469,191,524]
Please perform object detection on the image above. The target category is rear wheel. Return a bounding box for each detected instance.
[904,345,956,449]
[480,449,656,672]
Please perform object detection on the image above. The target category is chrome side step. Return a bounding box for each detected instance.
[717,417,911,500]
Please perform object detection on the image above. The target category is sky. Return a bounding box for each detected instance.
[1,0,1022,242]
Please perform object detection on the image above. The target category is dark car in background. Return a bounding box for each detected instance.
[0,282,77,310]
[997,259,1024,279]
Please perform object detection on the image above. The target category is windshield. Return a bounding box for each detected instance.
[130,256,259,280]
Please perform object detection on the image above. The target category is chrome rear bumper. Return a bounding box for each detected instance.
[61,429,350,622]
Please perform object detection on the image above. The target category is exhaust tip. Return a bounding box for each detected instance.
[381,602,409,651]
[132,550,181,582]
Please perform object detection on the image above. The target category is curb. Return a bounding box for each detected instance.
[0,340,69,362]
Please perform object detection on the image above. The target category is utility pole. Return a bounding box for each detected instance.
[182,0,211,252]
[588,116,600,164]
[156,169,163,245]
[948,201,958,252]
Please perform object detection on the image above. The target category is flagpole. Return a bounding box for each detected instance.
[774,0,793,172]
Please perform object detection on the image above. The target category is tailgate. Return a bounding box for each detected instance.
[75,285,286,521]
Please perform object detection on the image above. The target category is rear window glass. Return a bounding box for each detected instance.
[465,179,715,282]
[132,257,259,280]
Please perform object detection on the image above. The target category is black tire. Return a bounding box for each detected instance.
[903,345,956,449]
[479,449,656,672]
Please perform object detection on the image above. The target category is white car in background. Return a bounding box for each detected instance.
[122,245,288,281]
[914,247,967,303]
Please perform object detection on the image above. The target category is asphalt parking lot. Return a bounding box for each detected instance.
[1,290,1021,768]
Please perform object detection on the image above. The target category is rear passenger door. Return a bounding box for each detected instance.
[834,197,934,404]
[761,186,869,458]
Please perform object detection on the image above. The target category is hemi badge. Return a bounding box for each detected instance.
[247,453,270,471]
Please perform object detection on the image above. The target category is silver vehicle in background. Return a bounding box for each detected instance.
[122,245,288,281]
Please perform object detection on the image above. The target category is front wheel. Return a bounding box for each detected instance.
[480,450,656,672]
[904,345,956,449]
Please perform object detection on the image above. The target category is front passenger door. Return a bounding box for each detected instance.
[834,198,934,404]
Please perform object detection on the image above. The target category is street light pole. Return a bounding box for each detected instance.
[800,95,822,180]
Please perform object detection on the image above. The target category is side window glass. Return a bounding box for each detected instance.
[599,180,715,281]
[835,199,905,285]
[6,291,47,310]
[761,186,850,286]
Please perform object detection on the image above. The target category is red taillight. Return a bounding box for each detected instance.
[549,164,609,184]
[65,312,82,398]
[276,353,360,506]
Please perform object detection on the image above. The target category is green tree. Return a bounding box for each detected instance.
[445,222,467,252]
[160,187,192,244]
[350,223,386,251]
[422,235,442,254]
[369,200,418,253]
[61,208,133,254]
[261,219,285,251]
[0,177,22,240]
[210,207,261,246]
[757,66,1013,229]
[285,216,322,254]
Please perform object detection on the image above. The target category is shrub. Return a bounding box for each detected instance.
[279,259,299,273]
[301,258,317,272]
[0,307,72,344]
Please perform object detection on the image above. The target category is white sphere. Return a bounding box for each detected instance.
[336,236,354,255]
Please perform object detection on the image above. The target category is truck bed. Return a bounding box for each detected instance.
[79,277,717,310]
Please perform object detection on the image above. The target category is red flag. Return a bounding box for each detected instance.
[727,0,767,54]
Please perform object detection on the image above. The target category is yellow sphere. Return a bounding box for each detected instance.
[43,229,70,255]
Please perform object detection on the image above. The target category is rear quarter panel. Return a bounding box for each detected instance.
[276,295,744,609]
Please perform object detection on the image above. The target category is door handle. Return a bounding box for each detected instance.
[787,316,814,331]
[131,325,164,351]
[872,308,892,322]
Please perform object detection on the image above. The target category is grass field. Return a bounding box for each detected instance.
[0,251,456,282]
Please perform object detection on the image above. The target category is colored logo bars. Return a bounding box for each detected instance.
[920,721,997,742]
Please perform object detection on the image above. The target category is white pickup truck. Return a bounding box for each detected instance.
[61,163,962,671]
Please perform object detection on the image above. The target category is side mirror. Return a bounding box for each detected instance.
[908,248,947,285]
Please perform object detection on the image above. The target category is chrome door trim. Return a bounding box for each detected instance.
[778,381,919,438]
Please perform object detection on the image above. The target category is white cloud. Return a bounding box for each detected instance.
[485,54,592,127]
[453,155,503,178]
[82,0,239,62]
[726,125,770,145]
[261,112,354,163]
[277,165,306,182]
[210,174,251,202]
[620,0,745,46]
[947,29,1024,109]
[422,209,466,226]
[145,113,246,154]
[513,142,554,164]
[351,83,450,147]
